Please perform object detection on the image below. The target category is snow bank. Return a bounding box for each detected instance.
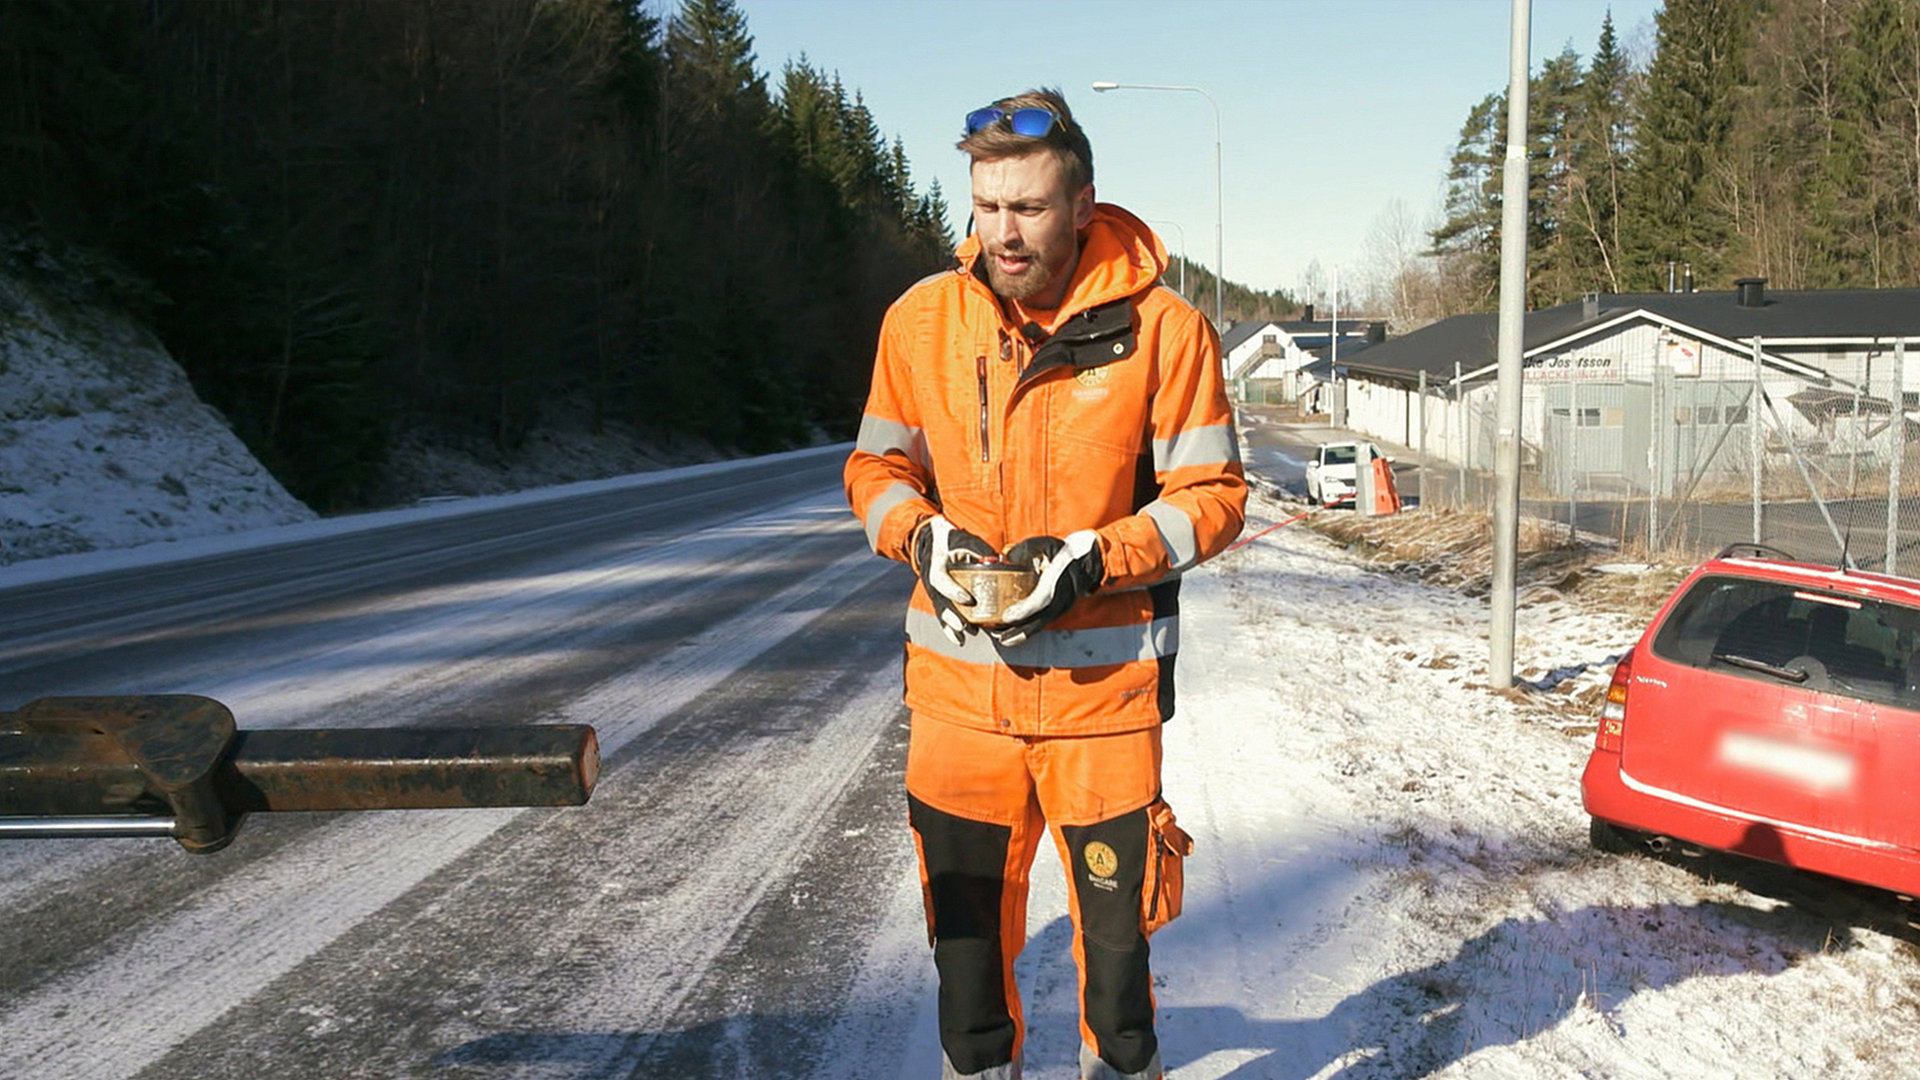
[0,256,313,564]
[1146,492,1920,1080]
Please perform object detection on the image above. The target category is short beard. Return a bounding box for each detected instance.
[984,247,1075,305]
[986,262,1050,303]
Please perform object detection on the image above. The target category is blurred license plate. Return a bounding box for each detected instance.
[1717,731,1855,792]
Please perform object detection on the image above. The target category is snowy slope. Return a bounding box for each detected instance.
[0,259,313,563]
[1131,495,1920,1078]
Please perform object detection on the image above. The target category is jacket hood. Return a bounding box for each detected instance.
[956,203,1170,316]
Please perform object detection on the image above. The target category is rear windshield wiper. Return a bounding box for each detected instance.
[1712,652,1811,683]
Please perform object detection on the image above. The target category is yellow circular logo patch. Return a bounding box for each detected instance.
[1084,841,1119,879]
[1075,364,1112,387]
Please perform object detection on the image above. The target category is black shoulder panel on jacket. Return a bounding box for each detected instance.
[1019,297,1138,385]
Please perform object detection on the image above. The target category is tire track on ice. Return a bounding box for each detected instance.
[0,517,890,1080]
[0,494,855,990]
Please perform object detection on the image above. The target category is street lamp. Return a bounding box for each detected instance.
[1092,81,1223,330]
[1143,218,1188,296]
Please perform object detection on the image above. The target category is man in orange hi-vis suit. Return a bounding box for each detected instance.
[844,87,1246,1080]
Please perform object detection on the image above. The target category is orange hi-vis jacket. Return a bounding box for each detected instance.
[845,204,1247,737]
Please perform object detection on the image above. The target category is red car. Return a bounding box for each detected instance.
[1582,544,1920,897]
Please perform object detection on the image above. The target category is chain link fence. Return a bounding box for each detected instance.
[1403,337,1919,568]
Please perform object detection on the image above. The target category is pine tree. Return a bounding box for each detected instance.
[1429,93,1503,306]
[666,0,768,123]
[1528,46,1589,305]
[888,136,914,219]
[1429,48,1595,311]
[1567,13,1634,293]
[917,178,955,252]
[1834,0,1920,285]
[1619,0,1754,290]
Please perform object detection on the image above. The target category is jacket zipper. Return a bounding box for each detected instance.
[976,354,990,462]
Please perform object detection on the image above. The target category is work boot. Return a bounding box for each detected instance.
[942,1051,1021,1080]
[1079,1042,1162,1080]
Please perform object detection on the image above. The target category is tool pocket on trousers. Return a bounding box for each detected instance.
[1141,798,1193,936]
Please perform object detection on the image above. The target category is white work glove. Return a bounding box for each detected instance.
[912,515,995,645]
[990,530,1104,647]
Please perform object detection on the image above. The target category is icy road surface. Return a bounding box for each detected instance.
[5,453,1920,1079]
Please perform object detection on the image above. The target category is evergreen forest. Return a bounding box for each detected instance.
[1414,0,1920,322]
[0,0,955,510]
[12,0,1915,509]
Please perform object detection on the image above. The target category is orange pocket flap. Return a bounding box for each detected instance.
[1149,800,1193,857]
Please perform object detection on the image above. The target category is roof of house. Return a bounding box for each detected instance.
[1223,319,1381,354]
[1336,311,1516,385]
[1278,319,1380,336]
[1626,286,1920,340]
[1340,287,1920,388]
[1220,321,1280,354]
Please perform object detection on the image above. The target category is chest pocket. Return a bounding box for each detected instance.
[1028,298,1145,458]
[1023,298,1137,379]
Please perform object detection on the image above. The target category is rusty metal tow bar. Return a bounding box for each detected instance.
[0,695,600,853]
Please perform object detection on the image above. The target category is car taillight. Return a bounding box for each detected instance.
[1596,654,1632,753]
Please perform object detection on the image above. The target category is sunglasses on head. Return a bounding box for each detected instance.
[964,106,1060,138]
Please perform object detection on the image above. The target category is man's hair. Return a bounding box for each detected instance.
[956,87,1094,192]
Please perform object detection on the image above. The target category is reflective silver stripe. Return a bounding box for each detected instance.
[864,482,922,551]
[1618,767,1901,851]
[1142,500,1200,573]
[856,415,931,471]
[1152,422,1240,471]
[906,609,1178,667]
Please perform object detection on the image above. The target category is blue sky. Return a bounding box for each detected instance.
[730,0,1664,300]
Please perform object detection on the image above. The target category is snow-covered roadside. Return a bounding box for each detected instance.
[0,443,847,591]
[1150,492,1920,1079]
[0,259,313,563]
[0,249,749,571]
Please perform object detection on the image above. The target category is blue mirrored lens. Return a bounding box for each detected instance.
[963,106,1060,137]
[964,107,1004,134]
[1007,108,1058,137]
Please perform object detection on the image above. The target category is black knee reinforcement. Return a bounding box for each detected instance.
[1061,806,1157,1075]
[909,794,1018,1075]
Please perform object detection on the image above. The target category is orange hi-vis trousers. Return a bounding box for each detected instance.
[906,712,1186,1080]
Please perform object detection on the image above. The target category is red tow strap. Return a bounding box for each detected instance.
[1224,510,1311,553]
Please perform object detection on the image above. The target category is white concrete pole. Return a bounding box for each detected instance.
[1568,378,1580,540]
[1418,369,1428,510]
[1330,265,1340,383]
[1455,360,1464,508]
[1752,337,1764,544]
[1489,0,1531,688]
[1890,340,1906,574]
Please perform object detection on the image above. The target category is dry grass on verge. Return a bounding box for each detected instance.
[1295,504,1693,727]
[1301,505,1684,623]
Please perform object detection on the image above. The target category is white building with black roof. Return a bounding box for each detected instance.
[1338,280,1920,497]
[1223,306,1382,402]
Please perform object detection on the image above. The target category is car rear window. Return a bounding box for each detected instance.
[1651,573,1920,709]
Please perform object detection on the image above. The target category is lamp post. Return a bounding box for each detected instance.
[1092,81,1223,330]
[1489,0,1532,689]
[1143,218,1188,295]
